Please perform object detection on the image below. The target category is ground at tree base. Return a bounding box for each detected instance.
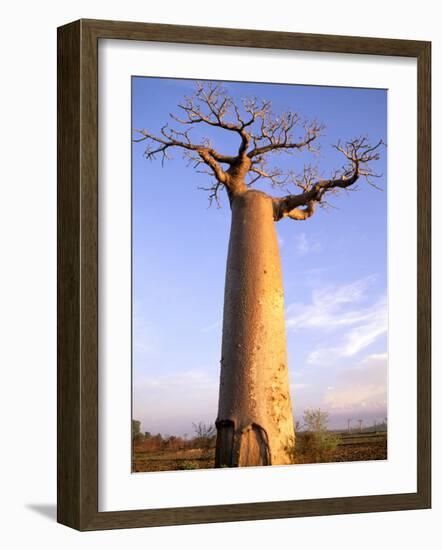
[132,431,387,473]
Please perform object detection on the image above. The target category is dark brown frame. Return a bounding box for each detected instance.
[57,18,431,531]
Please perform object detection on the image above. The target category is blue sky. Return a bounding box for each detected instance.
[132,77,387,435]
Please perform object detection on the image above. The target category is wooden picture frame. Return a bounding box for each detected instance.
[57,18,431,531]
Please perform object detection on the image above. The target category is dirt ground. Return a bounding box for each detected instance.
[132,432,387,473]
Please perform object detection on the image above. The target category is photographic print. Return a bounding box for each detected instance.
[57,20,430,529]
[131,77,387,473]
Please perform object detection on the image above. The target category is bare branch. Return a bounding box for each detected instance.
[134,82,384,209]
[197,181,224,208]
[248,117,324,158]
[273,137,385,221]
[173,82,254,157]
[133,127,230,183]
[247,165,289,187]
[285,201,317,221]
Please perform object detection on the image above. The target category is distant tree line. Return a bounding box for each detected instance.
[294,416,388,434]
[132,412,386,463]
[339,418,388,434]
[132,420,216,453]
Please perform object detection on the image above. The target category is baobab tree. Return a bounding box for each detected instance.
[134,82,383,468]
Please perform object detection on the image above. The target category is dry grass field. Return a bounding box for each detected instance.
[132,431,387,473]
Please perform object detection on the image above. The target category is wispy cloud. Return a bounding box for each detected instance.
[287,277,374,331]
[323,353,387,414]
[201,319,222,334]
[307,296,387,364]
[295,232,322,255]
[133,369,219,435]
[286,276,387,365]
[135,369,217,391]
[290,382,309,392]
[133,301,160,358]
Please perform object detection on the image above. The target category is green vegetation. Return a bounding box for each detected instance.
[179,461,199,470]
[131,417,387,472]
[192,421,216,458]
[299,408,341,463]
[286,408,341,464]
[132,419,142,440]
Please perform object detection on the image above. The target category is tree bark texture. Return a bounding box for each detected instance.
[215,190,295,467]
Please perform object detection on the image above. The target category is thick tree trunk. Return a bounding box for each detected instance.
[215,189,295,467]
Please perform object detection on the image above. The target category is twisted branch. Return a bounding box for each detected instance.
[273,137,385,221]
[134,82,383,210]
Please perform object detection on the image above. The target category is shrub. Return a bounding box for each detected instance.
[291,408,341,464]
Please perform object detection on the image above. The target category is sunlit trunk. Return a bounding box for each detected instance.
[215,189,295,467]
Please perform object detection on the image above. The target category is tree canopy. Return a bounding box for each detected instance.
[134,81,384,221]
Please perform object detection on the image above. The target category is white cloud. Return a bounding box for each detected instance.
[290,382,309,392]
[307,296,387,364]
[133,369,219,436]
[287,277,374,331]
[135,369,217,392]
[323,353,387,414]
[286,276,387,365]
[132,302,161,358]
[294,232,321,255]
[201,319,222,333]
